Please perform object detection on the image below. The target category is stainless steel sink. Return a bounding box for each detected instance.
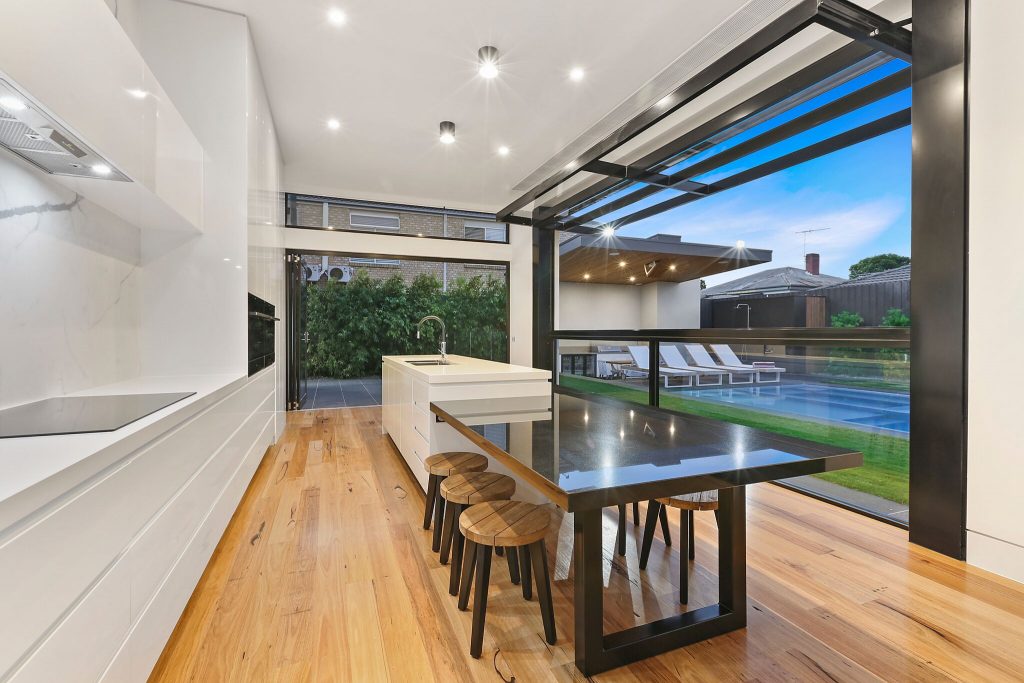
[407,360,452,366]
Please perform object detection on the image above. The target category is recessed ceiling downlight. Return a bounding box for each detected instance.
[439,121,456,144]
[497,145,510,157]
[327,118,341,131]
[478,46,500,79]
[327,7,346,25]
[569,67,585,82]
[91,164,112,176]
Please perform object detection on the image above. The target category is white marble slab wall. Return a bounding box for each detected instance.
[0,155,141,409]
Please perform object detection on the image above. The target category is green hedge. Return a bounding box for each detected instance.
[303,270,508,378]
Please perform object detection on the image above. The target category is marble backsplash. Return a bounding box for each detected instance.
[0,154,142,409]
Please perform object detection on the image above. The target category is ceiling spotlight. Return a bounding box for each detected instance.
[91,163,112,176]
[439,120,456,144]
[478,46,500,79]
[629,275,636,282]
[736,239,746,249]
[602,226,615,237]
[569,67,585,82]
[127,88,148,100]
[583,273,591,280]
[327,7,346,25]
[669,264,677,271]
[619,260,627,268]
[0,96,26,111]
[327,118,341,130]
[497,145,510,157]
[223,257,231,262]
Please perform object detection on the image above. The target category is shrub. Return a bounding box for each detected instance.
[830,310,864,328]
[880,307,910,327]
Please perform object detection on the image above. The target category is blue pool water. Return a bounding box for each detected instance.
[669,383,909,435]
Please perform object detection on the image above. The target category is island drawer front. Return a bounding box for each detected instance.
[410,401,432,443]
[430,380,551,401]
[412,379,429,412]
[0,371,273,677]
[404,422,431,468]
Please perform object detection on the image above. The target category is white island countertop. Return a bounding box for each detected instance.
[383,355,550,384]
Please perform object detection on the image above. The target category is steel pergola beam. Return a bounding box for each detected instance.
[552,65,910,232]
[500,1,911,226]
[498,0,823,223]
[587,107,910,232]
[816,0,913,61]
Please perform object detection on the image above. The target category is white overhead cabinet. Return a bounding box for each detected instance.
[0,0,204,235]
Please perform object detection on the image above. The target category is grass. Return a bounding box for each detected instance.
[558,374,909,505]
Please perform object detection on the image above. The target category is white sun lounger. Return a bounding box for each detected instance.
[626,346,696,388]
[679,344,756,385]
[657,345,726,386]
[710,344,786,383]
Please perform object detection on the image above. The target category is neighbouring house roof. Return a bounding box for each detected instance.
[559,233,772,285]
[702,266,845,299]
[813,263,911,290]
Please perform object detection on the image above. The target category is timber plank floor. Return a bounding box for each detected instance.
[150,407,1024,682]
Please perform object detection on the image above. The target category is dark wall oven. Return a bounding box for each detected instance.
[248,293,277,376]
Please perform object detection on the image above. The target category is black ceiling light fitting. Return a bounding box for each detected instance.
[478,45,500,78]
[439,120,456,144]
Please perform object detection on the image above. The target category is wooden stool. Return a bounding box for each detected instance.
[438,472,516,596]
[456,501,557,658]
[639,491,720,604]
[422,452,488,552]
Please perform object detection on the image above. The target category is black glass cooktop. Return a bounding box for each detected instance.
[0,392,196,439]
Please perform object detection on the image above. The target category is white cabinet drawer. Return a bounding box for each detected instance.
[410,403,432,444]
[412,379,429,412]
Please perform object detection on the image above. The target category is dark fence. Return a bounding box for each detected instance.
[825,280,910,325]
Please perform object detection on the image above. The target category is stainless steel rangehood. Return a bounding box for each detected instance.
[0,78,130,182]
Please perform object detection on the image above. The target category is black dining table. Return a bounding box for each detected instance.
[431,388,862,676]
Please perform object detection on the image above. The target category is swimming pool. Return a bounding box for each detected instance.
[668,383,909,435]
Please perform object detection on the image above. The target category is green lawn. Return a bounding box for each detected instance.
[558,375,909,505]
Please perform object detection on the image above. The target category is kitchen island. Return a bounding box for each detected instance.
[431,389,862,676]
[381,355,550,491]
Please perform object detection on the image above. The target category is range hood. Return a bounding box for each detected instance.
[0,78,130,182]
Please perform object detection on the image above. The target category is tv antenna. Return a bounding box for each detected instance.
[794,227,830,257]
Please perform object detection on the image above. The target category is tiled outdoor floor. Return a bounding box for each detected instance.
[304,377,381,409]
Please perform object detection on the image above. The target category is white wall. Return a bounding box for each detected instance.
[559,280,701,330]
[283,225,534,366]
[0,155,141,409]
[966,0,1024,583]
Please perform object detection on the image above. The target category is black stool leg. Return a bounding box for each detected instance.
[680,508,690,604]
[659,503,672,547]
[639,500,661,569]
[495,546,504,557]
[520,544,532,600]
[431,484,446,552]
[506,547,521,585]
[423,474,438,529]
[458,540,477,610]
[633,501,640,526]
[470,546,493,658]
[688,510,696,560]
[616,504,626,556]
[449,520,465,596]
[530,541,556,645]
[439,501,458,564]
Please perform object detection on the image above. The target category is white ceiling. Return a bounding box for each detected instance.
[185,0,768,212]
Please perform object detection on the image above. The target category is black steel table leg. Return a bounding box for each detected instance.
[574,508,604,674]
[718,487,746,620]
[616,504,627,556]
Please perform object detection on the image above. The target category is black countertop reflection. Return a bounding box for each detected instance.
[431,391,862,511]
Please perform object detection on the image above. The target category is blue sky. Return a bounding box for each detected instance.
[590,60,912,286]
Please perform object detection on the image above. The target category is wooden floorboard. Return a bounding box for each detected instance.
[149,407,1024,682]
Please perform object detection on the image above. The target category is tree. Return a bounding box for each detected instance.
[848,253,910,279]
[880,307,910,327]
[831,310,864,328]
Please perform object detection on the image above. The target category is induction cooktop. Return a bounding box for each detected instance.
[0,392,196,439]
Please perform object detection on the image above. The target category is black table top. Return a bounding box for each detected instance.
[431,391,862,511]
[0,392,196,439]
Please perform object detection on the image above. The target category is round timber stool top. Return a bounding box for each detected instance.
[460,500,550,547]
[424,451,488,477]
[441,472,516,505]
[656,490,719,511]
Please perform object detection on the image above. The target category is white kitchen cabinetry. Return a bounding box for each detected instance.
[381,355,550,491]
